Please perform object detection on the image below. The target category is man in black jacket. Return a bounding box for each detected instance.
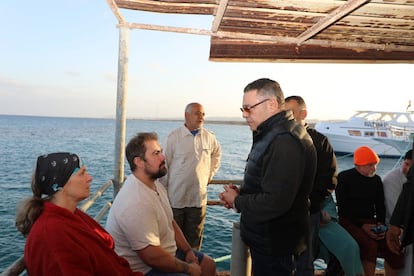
[285,95,337,276]
[220,78,317,276]
[387,163,414,275]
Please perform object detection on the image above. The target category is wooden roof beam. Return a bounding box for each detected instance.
[120,21,414,52]
[124,22,211,36]
[296,0,370,45]
[107,0,126,24]
[211,0,229,33]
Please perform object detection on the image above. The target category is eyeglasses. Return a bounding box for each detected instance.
[240,98,270,113]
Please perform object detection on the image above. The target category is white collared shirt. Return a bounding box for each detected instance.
[161,125,222,208]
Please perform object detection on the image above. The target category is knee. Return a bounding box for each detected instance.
[346,239,361,254]
[201,255,216,276]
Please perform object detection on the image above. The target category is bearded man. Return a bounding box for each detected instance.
[106,132,216,276]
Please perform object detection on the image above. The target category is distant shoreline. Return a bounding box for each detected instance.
[1,114,248,126]
[144,118,247,126]
[0,114,326,127]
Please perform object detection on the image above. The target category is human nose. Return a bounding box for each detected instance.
[160,153,166,161]
[85,170,93,182]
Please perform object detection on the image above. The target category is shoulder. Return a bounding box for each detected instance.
[374,174,383,183]
[29,208,77,242]
[383,168,401,181]
[201,127,216,136]
[122,174,139,190]
[308,128,328,140]
[112,175,139,203]
[200,128,220,145]
[270,133,306,155]
[338,168,355,178]
[166,126,185,138]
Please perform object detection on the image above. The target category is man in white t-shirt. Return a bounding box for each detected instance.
[106,132,216,276]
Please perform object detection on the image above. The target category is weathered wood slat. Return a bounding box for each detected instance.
[108,0,414,72]
[115,0,217,14]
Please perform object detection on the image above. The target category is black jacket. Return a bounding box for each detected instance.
[390,166,414,247]
[234,110,317,256]
[306,127,337,214]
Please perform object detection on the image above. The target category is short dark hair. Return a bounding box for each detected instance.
[285,95,307,110]
[244,78,285,106]
[125,132,158,172]
[404,149,413,160]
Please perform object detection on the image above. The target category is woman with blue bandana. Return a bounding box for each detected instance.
[15,152,143,276]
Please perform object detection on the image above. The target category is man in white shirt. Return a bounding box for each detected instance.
[106,132,216,276]
[383,149,413,223]
[383,149,413,276]
[162,103,222,250]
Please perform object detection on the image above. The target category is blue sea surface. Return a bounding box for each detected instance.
[0,115,399,273]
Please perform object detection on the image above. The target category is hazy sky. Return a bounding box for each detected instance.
[1,1,413,121]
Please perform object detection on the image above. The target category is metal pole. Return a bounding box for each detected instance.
[230,222,251,276]
[113,25,130,197]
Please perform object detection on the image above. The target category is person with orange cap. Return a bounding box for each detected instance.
[335,146,404,276]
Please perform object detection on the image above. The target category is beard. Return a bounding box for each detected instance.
[146,163,167,180]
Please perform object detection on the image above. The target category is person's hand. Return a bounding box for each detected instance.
[320,210,331,227]
[386,225,403,255]
[362,223,386,240]
[227,183,239,193]
[219,183,239,209]
[185,250,198,264]
[187,262,202,276]
[362,223,379,239]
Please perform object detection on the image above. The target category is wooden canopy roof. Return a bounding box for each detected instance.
[107,0,414,63]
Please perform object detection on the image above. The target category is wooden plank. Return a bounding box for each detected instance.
[296,0,371,44]
[115,0,217,14]
[211,0,229,32]
[220,5,414,27]
[355,2,414,19]
[209,38,414,62]
[219,19,414,45]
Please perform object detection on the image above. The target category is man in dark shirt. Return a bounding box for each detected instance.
[220,78,317,276]
[336,146,403,276]
[285,96,337,276]
[387,164,414,276]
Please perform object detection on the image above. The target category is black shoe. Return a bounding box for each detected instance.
[324,255,345,276]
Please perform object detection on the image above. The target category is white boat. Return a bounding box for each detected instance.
[315,111,414,158]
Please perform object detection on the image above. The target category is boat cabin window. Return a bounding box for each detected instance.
[364,131,375,137]
[348,130,362,136]
[376,131,388,137]
[391,130,404,137]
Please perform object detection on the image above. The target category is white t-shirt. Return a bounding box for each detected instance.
[105,174,176,274]
[382,166,407,224]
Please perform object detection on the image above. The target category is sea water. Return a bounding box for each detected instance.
[0,115,400,273]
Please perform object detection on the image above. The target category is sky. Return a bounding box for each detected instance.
[1,1,413,121]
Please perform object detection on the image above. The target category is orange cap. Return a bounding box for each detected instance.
[354,146,380,166]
